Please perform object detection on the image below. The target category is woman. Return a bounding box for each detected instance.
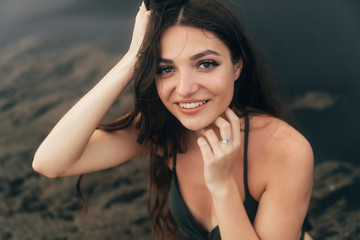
[33,0,313,239]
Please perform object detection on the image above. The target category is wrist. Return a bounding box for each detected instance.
[120,52,137,68]
[207,176,238,200]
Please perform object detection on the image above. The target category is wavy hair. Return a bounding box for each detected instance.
[97,0,289,239]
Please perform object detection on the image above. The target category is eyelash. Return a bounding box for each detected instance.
[198,60,219,69]
[156,66,173,75]
[156,60,219,75]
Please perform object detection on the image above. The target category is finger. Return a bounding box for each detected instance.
[138,2,145,13]
[136,2,150,22]
[197,137,214,164]
[201,129,223,155]
[224,108,241,145]
[129,3,151,54]
[213,116,232,144]
[140,2,152,14]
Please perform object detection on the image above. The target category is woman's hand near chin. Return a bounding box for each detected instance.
[196,108,258,239]
[196,108,242,193]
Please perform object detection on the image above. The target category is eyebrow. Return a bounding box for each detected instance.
[159,49,220,63]
[190,49,220,60]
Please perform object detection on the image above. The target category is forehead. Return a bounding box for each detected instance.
[159,26,231,59]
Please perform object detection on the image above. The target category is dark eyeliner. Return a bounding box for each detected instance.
[198,60,219,68]
[156,66,172,75]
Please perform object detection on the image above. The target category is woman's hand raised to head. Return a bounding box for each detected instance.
[32,2,152,178]
[197,108,242,193]
[127,2,152,58]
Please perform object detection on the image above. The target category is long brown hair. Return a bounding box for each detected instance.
[98,0,289,239]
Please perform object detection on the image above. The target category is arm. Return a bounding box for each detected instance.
[197,109,313,239]
[253,134,313,239]
[33,3,151,178]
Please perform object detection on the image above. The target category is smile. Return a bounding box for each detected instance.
[178,101,207,109]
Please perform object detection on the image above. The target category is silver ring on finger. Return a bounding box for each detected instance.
[221,138,232,144]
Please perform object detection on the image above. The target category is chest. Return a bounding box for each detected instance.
[174,147,247,231]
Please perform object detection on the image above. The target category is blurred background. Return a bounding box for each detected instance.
[0,0,359,239]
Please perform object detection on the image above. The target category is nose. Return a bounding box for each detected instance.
[176,70,199,97]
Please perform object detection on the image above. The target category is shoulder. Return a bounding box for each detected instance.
[248,114,313,163]
[247,114,313,190]
[246,114,314,238]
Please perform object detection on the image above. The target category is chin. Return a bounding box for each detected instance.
[179,119,213,131]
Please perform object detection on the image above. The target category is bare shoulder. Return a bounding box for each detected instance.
[247,114,313,193]
[248,114,313,164]
[247,115,314,239]
[247,115,313,236]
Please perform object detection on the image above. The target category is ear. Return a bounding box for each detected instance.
[233,58,243,81]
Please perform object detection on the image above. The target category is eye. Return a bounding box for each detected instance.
[156,66,174,75]
[198,60,219,70]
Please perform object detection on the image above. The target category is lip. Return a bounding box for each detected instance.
[175,99,209,115]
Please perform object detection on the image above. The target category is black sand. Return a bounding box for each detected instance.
[0,37,359,240]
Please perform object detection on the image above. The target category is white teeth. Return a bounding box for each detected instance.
[179,101,206,109]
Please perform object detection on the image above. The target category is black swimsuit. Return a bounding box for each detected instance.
[169,114,257,240]
[168,114,311,240]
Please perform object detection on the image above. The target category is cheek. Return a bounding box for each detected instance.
[215,73,235,107]
[155,79,172,108]
[155,79,164,98]
[220,82,234,105]
[213,72,235,95]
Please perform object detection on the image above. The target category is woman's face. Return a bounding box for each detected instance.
[155,26,242,131]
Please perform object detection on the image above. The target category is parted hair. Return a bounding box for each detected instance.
[98,0,288,239]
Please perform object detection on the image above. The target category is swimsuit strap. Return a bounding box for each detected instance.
[244,113,251,196]
[172,148,177,171]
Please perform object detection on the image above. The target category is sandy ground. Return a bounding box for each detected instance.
[0,37,359,240]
